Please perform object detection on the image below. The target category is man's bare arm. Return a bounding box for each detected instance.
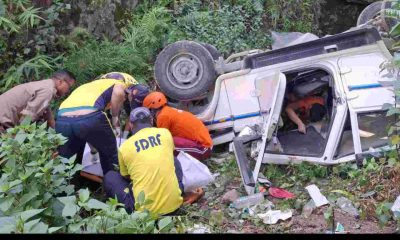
[285,102,306,134]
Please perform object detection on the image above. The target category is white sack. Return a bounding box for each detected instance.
[81,138,126,177]
[177,151,214,192]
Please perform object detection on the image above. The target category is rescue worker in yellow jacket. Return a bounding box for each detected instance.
[55,72,148,174]
[103,107,183,215]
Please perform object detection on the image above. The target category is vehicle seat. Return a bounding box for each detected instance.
[292,70,330,98]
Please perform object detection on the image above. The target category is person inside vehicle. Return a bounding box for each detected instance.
[103,107,183,215]
[285,95,326,134]
[143,92,213,161]
[0,70,76,133]
[55,72,143,175]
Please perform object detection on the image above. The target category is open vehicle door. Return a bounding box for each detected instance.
[337,49,395,163]
[233,71,286,195]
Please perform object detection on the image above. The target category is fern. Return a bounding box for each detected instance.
[18,6,44,28]
[1,54,63,93]
[122,6,171,56]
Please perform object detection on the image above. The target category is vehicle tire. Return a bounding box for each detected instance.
[201,43,221,60]
[357,1,392,26]
[154,40,217,101]
[357,1,382,26]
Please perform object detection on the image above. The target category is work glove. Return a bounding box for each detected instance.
[114,127,122,137]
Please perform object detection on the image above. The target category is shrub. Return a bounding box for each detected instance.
[0,119,179,233]
[168,0,271,56]
[64,7,172,85]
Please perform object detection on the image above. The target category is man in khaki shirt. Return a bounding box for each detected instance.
[0,70,76,132]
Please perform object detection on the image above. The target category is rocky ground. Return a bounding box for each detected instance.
[78,145,400,234]
[178,149,400,234]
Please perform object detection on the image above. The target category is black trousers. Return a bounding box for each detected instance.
[55,111,118,175]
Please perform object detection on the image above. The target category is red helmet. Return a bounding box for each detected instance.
[143,92,167,109]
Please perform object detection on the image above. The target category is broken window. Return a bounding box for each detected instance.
[357,111,396,151]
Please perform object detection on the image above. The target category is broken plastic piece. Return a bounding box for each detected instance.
[268,187,295,199]
[238,126,257,137]
[336,197,359,217]
[231,192,264,209]
[335,223,345,233]
[257,210,292,224]
[391,195,400,213]
[305,184,329,207]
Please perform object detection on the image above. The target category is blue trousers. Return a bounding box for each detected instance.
[55,111,118,175]
[103,157,184,214]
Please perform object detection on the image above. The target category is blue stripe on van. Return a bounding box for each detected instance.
[348,83,382,91]
[204,112,262,126]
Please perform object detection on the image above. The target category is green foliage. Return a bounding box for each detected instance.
[0,120,179,233]
[0,119,80,232]
[63,41,144,84]
[375,202,394,227]
[64,7,172,84]
[168,0,271,56]
[286,162,328,183]
[0,0,71,92]
[265,0,314,33]
[0,54,63,93]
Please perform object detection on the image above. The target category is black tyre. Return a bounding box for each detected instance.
[357,1,382,26]
[201,42,221,60]
[357,1,392,26]
[154,40,216,101]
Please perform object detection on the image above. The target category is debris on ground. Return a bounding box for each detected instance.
[231,192,264,209]
[248,200,275,217]
[335,197,360,217]
[238,126,257,137]
[210,157,226,165]
[335,223,345,233]
[391,195,400,213]
[257,210,293,224]
[221,189,240,204]
[302,199,316,218]
[268,187,296,199]
[187,224,211,233]
[305,184,329,207]
[181,153,399,233]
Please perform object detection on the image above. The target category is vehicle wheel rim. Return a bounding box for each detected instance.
[167,53,204,90]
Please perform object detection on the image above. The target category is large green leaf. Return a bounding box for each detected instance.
[87,199,108,210]
[18,208,46,222]
[78,188,90,203]
[20,189,39,206]
[48,226,63,233]
[390,22,400,38]
[28,221,48,233]
[23,219,41,233]
[14,131,27,144]
[58,196,79,218]
[0,196,15,212]
[158,216,173,231]
[62,203,79,218]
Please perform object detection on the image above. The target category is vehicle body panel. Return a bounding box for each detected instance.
[197,28,394,166]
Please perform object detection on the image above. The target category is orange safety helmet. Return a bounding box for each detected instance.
[143,91,167,109]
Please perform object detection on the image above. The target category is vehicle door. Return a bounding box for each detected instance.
[224,70,286,133]
[337,50,395,158]
[232,70,286,194]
